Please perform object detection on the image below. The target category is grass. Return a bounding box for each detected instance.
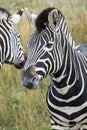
[0,0,87,130]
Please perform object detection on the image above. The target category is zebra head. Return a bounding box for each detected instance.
[24,7,75,47]
[21,7,65,89]
[0,8,26,69]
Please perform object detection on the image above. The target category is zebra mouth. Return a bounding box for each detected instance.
[14,61,25,69]
[21,74,40,89]
[14,54,27,69]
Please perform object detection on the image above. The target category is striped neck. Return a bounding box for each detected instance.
[50,30,79,96]
[59,17,75,48]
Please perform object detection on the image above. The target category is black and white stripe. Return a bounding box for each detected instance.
[22,8,87,129]
[0,8,26,69]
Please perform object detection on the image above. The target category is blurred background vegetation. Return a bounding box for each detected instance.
[0,0,87,130]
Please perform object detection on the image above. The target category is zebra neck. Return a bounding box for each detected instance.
[0,19,12,65]
[0,40,11,65]
[60,18,75,48]
[51,46,80,95]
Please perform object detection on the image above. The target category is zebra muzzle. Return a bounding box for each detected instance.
[14,53,27,69]
[21,66,40,89]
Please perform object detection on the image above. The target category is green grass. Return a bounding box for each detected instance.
[0,0,87,130]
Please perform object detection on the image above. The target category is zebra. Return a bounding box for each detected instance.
[21,7,87,130]
[0,7,26,69]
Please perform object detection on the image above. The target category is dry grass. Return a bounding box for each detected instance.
[0,0,87,130]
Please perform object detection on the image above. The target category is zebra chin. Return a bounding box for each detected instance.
[5,60,25,69]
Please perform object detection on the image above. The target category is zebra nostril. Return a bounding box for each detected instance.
[32,76,37,82]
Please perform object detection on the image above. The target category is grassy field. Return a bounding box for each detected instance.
[0,0,87,130]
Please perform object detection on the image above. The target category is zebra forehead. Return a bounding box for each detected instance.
[28,29,53,47]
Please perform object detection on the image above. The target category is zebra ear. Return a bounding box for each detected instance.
[48,9,59,29]
[8,9,23,24]
[24,8,37,27]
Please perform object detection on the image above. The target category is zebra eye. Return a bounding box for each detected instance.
[45,42,54,48]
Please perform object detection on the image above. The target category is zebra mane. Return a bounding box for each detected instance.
[0,7,11,22]
[35,7,64,32]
